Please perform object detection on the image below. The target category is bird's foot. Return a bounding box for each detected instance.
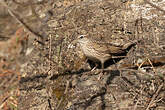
[91,66,97,71]
[97,69,104,80]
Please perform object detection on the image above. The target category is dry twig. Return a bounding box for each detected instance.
[144,0,165,15]
[146,83,164,110]
[0,1,43,42]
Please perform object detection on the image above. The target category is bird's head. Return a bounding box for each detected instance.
[77,35,90,44]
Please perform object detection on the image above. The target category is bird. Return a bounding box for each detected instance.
[77,35,135,69]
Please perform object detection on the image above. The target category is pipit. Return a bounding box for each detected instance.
[77,35,135,69]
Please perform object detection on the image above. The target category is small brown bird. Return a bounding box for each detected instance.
[77,35,135,69]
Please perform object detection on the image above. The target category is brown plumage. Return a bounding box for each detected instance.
[77,35,135,69]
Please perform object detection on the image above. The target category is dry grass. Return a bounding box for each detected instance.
[0,0,165,109]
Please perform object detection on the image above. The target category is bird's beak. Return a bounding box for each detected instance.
[71,34,87,44]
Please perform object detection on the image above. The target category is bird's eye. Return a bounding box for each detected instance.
[79,35,85,39]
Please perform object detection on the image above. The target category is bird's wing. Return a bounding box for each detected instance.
[89,42,110,54]
[107,45,124,54]
[94,42,124,54]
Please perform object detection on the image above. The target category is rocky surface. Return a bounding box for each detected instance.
[0,0,165,110]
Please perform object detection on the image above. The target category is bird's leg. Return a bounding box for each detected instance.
[91,63,99,71]
[101,62,104,69]
[98,61,104,80]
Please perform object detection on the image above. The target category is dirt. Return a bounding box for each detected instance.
[0,0,165,110]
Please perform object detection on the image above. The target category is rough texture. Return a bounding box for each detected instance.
[0,0,165,110]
